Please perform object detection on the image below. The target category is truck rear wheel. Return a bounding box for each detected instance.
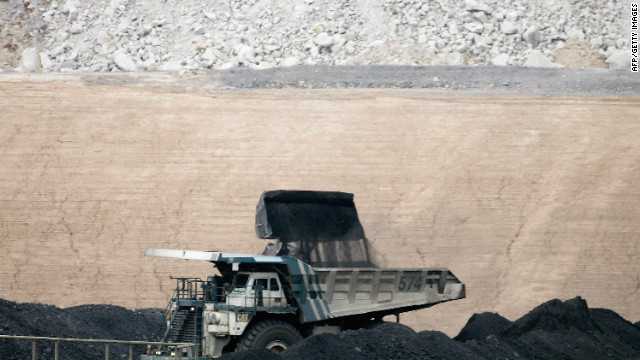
[237,319,303,354]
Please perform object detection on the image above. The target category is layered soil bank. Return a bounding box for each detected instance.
[1,75,639,337]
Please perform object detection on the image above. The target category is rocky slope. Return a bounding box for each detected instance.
[1,0,631,72]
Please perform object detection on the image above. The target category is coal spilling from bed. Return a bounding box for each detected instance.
[256,190,377,268]
[2,297,639,360]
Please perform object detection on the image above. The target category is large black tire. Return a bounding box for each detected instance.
[236,319,303,354]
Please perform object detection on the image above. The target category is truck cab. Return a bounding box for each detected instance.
[227,272,288,309]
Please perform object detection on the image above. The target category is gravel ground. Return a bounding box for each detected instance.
[2,297,638,359]
[4,65,637,97]
[209,65,640,95]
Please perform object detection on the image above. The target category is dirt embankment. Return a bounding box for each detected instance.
[1,77,640,337]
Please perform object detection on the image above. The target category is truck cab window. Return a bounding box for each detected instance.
[232,273,250,292]
[270,278,280,292]
[254,278,268,292]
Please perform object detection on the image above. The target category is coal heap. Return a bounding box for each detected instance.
[2,297,639,360]
[270,296,640,360]
[453,312,512,342]
[453,296,640,360]
[0,299,163,360]
[256,190,377,268]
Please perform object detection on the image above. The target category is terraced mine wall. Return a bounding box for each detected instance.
[1,79,639,336]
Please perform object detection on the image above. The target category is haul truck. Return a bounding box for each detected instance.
[142,191,465,359]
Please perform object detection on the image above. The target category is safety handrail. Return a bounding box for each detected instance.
[152,287,177,342]
[0,334,197,360]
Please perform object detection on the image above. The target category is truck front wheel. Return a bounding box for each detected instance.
[236,319,303,354]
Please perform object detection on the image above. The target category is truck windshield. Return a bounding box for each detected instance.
[232,274,250,292]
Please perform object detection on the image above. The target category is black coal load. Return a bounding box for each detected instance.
[256,190,377,267]
[0,299,163,360]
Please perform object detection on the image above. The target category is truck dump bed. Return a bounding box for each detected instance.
[313,267,464,318]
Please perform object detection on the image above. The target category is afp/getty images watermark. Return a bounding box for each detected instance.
[632,3,638,72]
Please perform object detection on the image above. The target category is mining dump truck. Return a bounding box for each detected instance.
[142,190,465,359]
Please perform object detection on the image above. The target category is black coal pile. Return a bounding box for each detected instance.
[277,323,481,360]
[2,297,639,360]
[0,299,163,360]
[461,297,640,360]
[453,312,512,342]
[251,296,639,360]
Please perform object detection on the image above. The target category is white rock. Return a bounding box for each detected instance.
[142,24,153,36]
[464,22,484,34]
[60,61,78,70]
[96,30,112,44]
[142,58,157,70]
[51,45,66,58]
[491,53,510,66]
[69,23,84,35]
[67,6,78,22]
[523,50,562,68]
[465,0,491,14]
[473,12,488,23]
[39,52,53,71]
[235,44,256,65]
[201,48,219,64]
[500,21,518,35]
[453,43,469,53]
[566,28,585,41]
[113,50,137,71]
[280,56,301,67]
[54,30,70,42]
[332,34,347,48]
[448,20,459,35]
[315,32,334,48]
[192,24,205,35]
[522,26,541,47]
[441,52,466,66]
[62,1,76,14]
[606,51,630,70]
[345,42,356,55]
[19,48,42,73]
[505,11,519,22]
[101,41,118,55]
[303,40,315,50]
